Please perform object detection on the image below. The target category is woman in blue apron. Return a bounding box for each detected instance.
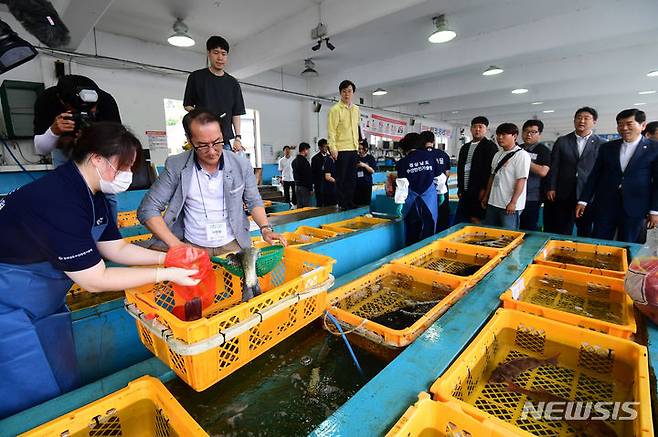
[394,133,441,246]
[0,122,198,418]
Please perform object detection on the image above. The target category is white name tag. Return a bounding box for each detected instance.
[206,222,227,242]
[464,163,471,173]
[357,171,364,178]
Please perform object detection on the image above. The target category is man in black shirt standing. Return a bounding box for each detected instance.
[311,138,329,206]
[456,116,499,224]
[292,142,313,208]
[519,120,551,231]
[184,36,246,152]
[354,139,377,206]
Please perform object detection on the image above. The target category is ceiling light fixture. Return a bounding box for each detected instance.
[512,88,528,94]
[167,18,195,47]
[543,109,555,113]
[311,40,322,51]
[324,38,335,51]
[647,70,658,77]
[451,111,459,114]
[531,101,544,105]
[372,88,387,96]
[482,65,504,76]
[634,102,647,106]
[638,90,656,95]
[300,59,319,78]
[428,15,456,44]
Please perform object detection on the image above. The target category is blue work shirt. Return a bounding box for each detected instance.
[430,148,451,175]
[0,160,121,271]
[356,154,377,187]
[396,149,441,194]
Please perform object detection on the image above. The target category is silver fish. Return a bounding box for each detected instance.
[228,247,262,302]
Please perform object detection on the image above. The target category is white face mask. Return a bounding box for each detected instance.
[95,158,133,194]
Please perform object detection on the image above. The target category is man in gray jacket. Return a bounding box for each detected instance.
[138,108,284,255]
[543,107,603,236]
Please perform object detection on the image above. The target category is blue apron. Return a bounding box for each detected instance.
[402,183,439,236]
[0,198,107,418]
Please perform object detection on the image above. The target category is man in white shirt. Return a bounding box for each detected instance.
[138,109,285,255]
[278,146,296,206]
[481,123,531,230]
[576,109,658,243]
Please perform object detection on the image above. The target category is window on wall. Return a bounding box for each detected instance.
[163,99,260,167]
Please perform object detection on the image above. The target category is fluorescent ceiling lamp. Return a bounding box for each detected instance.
[428,15,456,44]
[372,88,387,96]
[638,90,656,95]
[482,65,504,76]
[451,111,459,114]
[512,88,528,94]
[647,70,658,77]
[543,109,555,113]
[168,18,195,47]
[634,102,647,106]
[531,101,544,105]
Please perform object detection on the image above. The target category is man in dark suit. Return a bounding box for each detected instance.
[576,109,658,243]
[544,107,603,236]
[455,116,499,223]
[311,138,329,206]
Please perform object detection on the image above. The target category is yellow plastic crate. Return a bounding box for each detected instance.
[252,232,321,248]
[117,210,140,228]
[534,240,628,279]
[386,392,509,437]
[124,233,153,244]
[444,226,524,254]
[430,309,652,437]
[125,247,335,391]
[21,376,207,437]
[392,240,502,285]
[328,264,468,347]
[320,224,356,235]
[500,264,636,339]
[294,226,338,240]
[269,206,318,216]
[325,216,391,230]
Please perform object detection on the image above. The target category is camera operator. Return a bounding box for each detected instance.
[33,75,121,167]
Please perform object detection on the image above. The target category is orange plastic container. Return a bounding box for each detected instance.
[500,264,636,339]
[320,224,355,235]
[124,233,153,244]
[117,210,140,228]
[269,207,318,216]
[392,240,503,286]
[125,247,335,391]
[386,392,510,437]
[252,232,321,248]
[325,216,391,230]
[430,309,652,437]
[21,376,208,437]
[294,226,338,240]
[534,239,628,278]
[444,226,524,255]
[328,263,468,347]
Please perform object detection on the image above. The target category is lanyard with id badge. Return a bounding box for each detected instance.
[196,170,228,242]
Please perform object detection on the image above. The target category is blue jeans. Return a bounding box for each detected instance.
[484,205,521,230]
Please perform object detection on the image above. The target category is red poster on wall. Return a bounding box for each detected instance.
[361,113,407,140]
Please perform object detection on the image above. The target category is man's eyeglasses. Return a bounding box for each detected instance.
[524,130,540,135]
[193,138,224,151]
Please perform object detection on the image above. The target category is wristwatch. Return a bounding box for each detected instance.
[234,135,242,140]
[260,224,273,233]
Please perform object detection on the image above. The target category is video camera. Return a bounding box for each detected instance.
[64,87,99,131]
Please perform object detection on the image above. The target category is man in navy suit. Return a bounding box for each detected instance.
[576,109,658,243]
[544,107,603,236]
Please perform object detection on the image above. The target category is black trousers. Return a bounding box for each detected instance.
[335,151,358,209]
[543,198,593,236]
[354,183,372,206]
[295,186,312,208]
[405,200,436,246]
[593,209,646,243]
[313,182,324,207]
[520,200,541,231]
[282,181,296,205]
[436,196,451,233]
